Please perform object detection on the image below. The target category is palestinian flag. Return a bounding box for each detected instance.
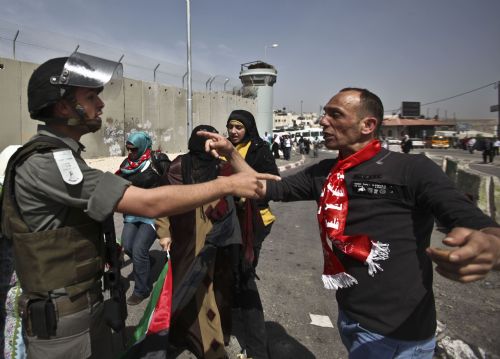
[121,255,172,359]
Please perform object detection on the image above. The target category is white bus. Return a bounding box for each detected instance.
[295,128,324,143]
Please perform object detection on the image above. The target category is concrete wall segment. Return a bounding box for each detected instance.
[0,58,22,145]
[442,156,499,223]
[173,88,187,153]
[0,58,257,158]
[20,61,37,143]
[158,86,175,153]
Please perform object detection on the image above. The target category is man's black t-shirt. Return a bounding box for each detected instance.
[266,149,497,340]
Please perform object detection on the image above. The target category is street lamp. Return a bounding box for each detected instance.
[264,43,279,61]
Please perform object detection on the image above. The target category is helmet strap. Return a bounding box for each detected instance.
[62,95,101,133]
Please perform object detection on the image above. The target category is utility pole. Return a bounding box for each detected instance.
[497,81,500,138]
[186,0,193,139]
[491,81,500,138]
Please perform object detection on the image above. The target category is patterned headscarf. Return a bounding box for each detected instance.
[117,131,153,175]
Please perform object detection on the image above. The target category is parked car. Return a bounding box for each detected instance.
[386,138,401,145]
[431,136,450,149]
[410,138,425,148]
[385,138,401,152]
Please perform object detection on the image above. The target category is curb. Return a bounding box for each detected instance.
[278,155,305,172]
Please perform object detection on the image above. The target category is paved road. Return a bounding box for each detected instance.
[120,149,500,358]
[414,148,500,178]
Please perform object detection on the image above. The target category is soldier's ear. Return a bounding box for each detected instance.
[53,100,72,118]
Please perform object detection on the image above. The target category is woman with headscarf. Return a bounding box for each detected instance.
[156,125,241,358]
[116,131,167,306]
[226,110,279,359]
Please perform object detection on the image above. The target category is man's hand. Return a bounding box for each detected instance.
[218,171,279,199]
[197,130,235,159]
[426,227,500,283]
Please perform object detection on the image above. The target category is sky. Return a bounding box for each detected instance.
[1,0,499,120]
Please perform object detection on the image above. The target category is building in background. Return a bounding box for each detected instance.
[272,109,320,130]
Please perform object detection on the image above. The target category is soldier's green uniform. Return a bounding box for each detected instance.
[2,127,129,358]
[1,52,127,359]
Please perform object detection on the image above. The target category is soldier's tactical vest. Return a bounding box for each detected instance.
[1,136,105,298]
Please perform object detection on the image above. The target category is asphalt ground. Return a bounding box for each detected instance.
[118,147,500,359]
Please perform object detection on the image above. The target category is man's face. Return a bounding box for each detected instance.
[319,90,366,153]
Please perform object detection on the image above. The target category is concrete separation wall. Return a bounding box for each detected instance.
[442,156,499,223]
[0,57,257,157]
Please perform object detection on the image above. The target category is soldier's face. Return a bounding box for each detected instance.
[65,88,104,133]
[72,88,104,121]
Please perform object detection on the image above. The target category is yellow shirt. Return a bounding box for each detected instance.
[236,141,276,226]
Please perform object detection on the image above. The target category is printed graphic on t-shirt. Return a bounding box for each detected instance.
[351,181,400,199]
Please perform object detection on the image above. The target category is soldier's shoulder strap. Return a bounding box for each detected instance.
[0,136,73,240]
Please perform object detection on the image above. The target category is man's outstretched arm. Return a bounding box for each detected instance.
[198,130,271,195]
[427,226,500,283]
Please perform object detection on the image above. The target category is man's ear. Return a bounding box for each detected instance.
[361,117,377,135]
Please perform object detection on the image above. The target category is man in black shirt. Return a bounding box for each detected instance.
[200,88,500,359]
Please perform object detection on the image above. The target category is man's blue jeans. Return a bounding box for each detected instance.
[122,222,157,298]
[338,310,436,359]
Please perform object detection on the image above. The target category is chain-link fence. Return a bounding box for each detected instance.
[0,20,242,93]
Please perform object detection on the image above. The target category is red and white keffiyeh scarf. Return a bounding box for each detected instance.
[317,139,389,290]
[115,148,152,175]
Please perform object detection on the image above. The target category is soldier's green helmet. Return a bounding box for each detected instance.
[27,52,123,119]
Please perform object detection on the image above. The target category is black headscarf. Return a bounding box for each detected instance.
[181,125,220,184]
[226,110,262,144]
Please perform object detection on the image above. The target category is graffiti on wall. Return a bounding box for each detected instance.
[104,117,124,156]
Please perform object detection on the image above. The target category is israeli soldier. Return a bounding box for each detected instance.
[0,52,277,359]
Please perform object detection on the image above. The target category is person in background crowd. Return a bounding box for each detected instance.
[298,136,305,154]
[493,137,500,156]
[261,131,272,146]
[303,137,311,155]
[272,135,281,159]
[199,87,500,359]
[283,135,292,160]
[476,137,495,164]
[226,110,280,359]
[401,134,413,154]
[467,137,476,154]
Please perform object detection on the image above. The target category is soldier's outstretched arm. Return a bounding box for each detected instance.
[116,171,278,217]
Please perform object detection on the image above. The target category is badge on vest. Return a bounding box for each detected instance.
[351,181,400,199]
[53,149,83,185]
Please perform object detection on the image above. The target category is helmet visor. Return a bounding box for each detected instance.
[51,52,123,99]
